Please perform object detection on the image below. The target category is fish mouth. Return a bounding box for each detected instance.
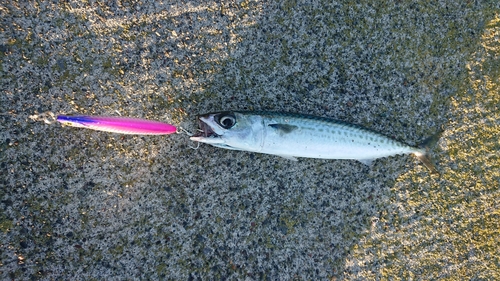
[192,118,218,138]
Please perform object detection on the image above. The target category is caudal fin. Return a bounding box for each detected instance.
[415,130,443,175]
[415,152,439,175]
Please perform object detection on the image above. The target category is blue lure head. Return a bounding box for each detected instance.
[56,115,98,128]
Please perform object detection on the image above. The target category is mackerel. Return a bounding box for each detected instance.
[190,111,439,174]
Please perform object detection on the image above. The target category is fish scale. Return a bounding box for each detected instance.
[256,112,416,161]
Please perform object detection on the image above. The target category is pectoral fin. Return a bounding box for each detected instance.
[268,124,298,135]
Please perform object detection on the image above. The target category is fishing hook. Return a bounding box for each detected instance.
[177,126,200,150]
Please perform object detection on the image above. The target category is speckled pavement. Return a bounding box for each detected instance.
[1,1,499,280]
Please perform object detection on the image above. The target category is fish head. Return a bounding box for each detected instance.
[190,111,263,151]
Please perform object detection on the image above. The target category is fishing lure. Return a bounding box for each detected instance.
[57,115,177,135]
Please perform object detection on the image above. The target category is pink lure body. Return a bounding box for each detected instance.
[57,115,177,135]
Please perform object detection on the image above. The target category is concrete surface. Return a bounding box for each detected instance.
[1,0,499,280]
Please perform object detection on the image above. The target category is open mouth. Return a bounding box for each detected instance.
[192,119,218,138]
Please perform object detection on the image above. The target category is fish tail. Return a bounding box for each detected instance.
[414,129,443,175]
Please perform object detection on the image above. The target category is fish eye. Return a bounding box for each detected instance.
[218,114,236,129]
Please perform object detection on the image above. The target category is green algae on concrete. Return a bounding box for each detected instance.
[346,15,500,280]
[0,215,13,233]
